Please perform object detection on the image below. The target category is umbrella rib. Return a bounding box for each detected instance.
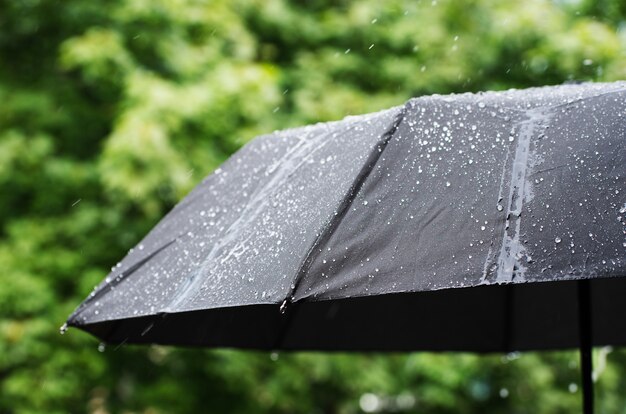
[66,239,177,325]
[284,103,410,307]
[269,104,409,349]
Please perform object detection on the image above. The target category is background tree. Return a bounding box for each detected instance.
[1,0,626,412]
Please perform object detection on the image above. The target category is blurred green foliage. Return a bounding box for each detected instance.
[1,0,626,412]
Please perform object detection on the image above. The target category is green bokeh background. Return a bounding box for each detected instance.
[1,0,626,412]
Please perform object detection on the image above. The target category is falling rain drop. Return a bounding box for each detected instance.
[98,343,106,352]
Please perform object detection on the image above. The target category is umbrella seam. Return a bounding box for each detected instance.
[284,102,410,306]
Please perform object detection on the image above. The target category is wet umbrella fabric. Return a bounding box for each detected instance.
[67,83,626,411]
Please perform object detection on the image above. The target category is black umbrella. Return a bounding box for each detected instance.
[65,82,626,414]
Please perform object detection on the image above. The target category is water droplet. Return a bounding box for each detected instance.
[98,343,106,352]
[555,237,562,244]
[59,323,68,335]
[499,388,509,398]
[497,204,504,211]
[569,383,578,393]
[363,200,369,206]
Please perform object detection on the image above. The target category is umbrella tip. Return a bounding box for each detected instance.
[279,299,289,314]
[59,323,68,335]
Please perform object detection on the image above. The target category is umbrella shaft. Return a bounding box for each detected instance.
[578,279,593,414]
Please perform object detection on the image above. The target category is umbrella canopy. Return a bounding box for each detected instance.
[66,82,626,353]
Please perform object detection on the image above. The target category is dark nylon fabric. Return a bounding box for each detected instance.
[68,107,403,324]
[68,82,626,351]
[298,88,626,300]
